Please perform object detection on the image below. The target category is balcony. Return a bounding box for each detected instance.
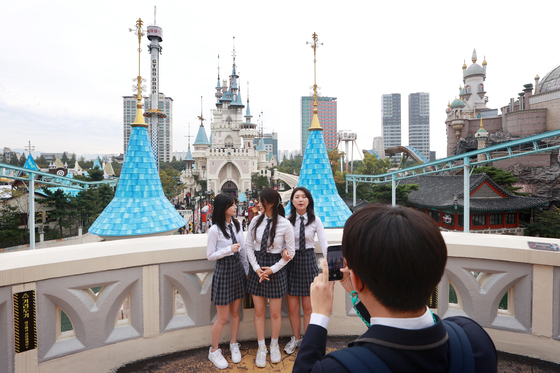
[1,231,559,372]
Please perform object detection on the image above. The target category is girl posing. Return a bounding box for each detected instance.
[206,193,249,369]
[246,187,295,368]
[283,187,327,355]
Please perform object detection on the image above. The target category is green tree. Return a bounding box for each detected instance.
[278,155,303,175]
[19,153,27,167]
[251,173,270,190]
[9,154,19,166]
[61,152,69,164]
[472,166,524,195]
[68,153,77,168]
[38,188,75,237]
[525,207,560,238]
[88,166,105,181]
[74,184,115,230]
[356,153,392,175]
[368,184,419,204]
[36,155,48,168]
[160,169,183,200]
[0,202,24,248]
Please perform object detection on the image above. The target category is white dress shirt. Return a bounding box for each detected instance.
[246,215,295,273]
[310,306,435,330]
[207,222,249,275]
[293,212,328,258]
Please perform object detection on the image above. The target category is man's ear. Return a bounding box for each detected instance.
[350,269,365,294]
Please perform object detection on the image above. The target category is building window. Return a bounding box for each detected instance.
[506,213,516,225]
[489,214,503,225]
[472,214,486,226]
[428,210,441,223]
[478,84,484,92]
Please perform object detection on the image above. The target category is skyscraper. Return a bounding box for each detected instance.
[408,92,430,160]
[123,93,173,163]
[253,132,278,162]
[381,94,401,159]
[301,96,337,154]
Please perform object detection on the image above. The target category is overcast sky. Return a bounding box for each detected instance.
[2,1,559,161]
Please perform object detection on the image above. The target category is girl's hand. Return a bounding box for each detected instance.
[281,248,292,261]
[231,243,241,253]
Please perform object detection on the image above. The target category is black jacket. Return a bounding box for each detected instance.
[293,312,497,373]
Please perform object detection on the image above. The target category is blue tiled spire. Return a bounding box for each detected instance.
[23,154,39,171]
[193,124,210,145]
[185,147,194,161]
[93,158,102,170]
[286,130,352,228]
[89,126,185,238]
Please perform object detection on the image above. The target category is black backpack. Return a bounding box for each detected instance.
[326,320,475,373]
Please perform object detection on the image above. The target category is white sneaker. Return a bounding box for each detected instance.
[208,347,228,370]
[284,336,302,355]
[255,345,267,368]
[270,342,281,363]
[230,342,241,364]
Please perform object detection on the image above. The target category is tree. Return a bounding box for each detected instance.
[251,173,270,190]
[9,154,19,166]
[0,202,24,248]
[38,188,75,237]
[68,153,77,168]
[74,184,115,230]
[525,206,560,238]
[61,152,69,165]
[36,155,48,168]
[19,153,27,167]
[160,169,183,200]
[278,155,303,175]
[368,184,419,204]
[472,166,524,195]
[356,153,391,175]
[88,166,105,181]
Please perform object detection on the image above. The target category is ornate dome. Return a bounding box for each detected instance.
[539,64,560,93]
[464,63,485,78]
[450,98,465,108]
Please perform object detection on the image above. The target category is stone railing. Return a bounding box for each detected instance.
[0,231,559,373]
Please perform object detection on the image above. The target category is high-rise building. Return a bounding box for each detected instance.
[381,94,401,159]
[253,132,278,162]
[301,96,337,154]
[408,92,430,160]
[123,93,173,163]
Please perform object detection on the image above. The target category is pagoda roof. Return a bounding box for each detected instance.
[400,174,547,212]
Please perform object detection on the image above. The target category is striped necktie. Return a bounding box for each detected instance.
[299,216,306,250]
[260,218,272,252]
[229,224,237,244]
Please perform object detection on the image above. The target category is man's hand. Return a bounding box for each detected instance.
[231,243,241,253]
[310,259,335,317]
[339,259,354,295]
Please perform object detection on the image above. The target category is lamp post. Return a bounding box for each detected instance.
[38,225,44,244]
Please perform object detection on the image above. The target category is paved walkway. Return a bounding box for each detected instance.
[116,336,560,373]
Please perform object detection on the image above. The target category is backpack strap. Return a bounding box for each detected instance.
[443,320,475,373]
[326,346,392,373]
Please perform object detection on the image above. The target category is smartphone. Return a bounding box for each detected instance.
[327,245,343,281]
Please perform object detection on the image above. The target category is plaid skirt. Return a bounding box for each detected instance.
[211,253,246,306]
[287,248,320,297]
[246,251,287,299]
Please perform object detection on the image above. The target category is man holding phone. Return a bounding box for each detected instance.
[293,204,497,373]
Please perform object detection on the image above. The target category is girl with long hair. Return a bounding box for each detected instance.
[282,187,328,355]
[246,187,295,368]
[206,193,249,370]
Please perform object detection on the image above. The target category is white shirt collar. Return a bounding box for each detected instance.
[369,307,434,330]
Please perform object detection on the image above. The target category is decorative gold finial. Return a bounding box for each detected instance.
[197,96,205,127]
[306,32,323,131]
[482,56,487,66]
[480,117,484,129]
[448,101,451,107]
[462,60,467,69]
[130,18,148,128]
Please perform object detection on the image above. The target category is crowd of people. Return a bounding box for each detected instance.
[204,187,497,372]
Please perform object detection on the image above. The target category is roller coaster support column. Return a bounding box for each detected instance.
[29,173,35,250]
[464,157,470,233]
[392,174,396,206]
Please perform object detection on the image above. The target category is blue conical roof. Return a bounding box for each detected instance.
[245,100,252,118]
[89,126,185,237]
[231,89,244,107]
[23,154,39,171]
[256,138,266,151]
[185,147,194,161]
[193,125,210,145]
[93,158,102,170]
[286,130,352,228]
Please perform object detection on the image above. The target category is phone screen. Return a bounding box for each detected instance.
[327,244,343,281]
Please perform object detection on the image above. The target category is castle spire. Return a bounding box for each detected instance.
[472,49,477,63]
[130,18,147,128]
[306,32,323,131]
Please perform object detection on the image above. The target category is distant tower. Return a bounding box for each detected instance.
[146,7,165,170]
[382,93,401,161]
[474,117,488,162]
[240,83,258,149]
